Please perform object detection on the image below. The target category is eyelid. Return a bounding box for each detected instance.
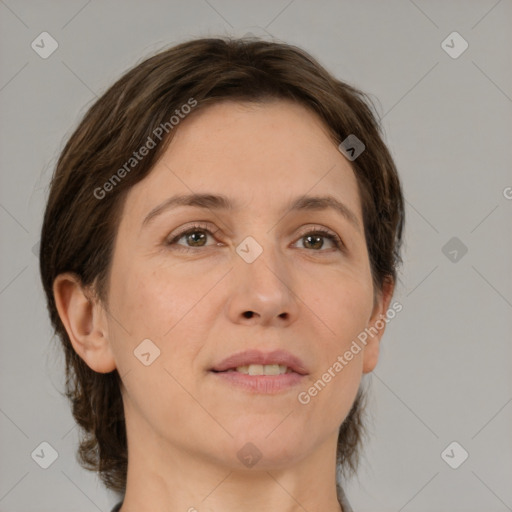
[166,221,218,243]
[294,224,345,251]
[166,222,345,252]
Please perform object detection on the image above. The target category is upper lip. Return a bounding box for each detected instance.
[210,349,309,375]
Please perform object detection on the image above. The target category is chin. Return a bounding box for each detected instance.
[221,427,307,470]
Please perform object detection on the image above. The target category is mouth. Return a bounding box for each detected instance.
[217,364,295,376]
[209,350,308,394]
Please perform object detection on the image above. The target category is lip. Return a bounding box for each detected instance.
[212,371,304,394]
[210,349,309,375]
[209,349,308,394]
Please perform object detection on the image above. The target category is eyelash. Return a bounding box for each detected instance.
[166,222,345,254]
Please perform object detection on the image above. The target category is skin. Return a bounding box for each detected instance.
[54,99,394,512]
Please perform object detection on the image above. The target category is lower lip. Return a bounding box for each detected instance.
[211,370,305,394]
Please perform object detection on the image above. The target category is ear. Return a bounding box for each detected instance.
[53,273,117,373]
[362,277,395,374]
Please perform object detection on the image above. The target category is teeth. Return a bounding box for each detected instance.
[235,364,289,375]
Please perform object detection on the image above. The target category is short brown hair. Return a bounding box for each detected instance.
[39,37,404,497]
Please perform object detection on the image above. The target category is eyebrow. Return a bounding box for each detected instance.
[141,193,361,232]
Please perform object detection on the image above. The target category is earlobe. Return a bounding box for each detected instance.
[53,273,117,374]
[362,277,395,374]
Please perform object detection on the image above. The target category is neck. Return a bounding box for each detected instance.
[119,413,344,512]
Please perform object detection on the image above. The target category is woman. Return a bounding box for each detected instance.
[39,37,404,512]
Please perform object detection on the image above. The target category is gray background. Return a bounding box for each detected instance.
[1,1,511,511]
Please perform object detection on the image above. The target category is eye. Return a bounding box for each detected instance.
[166,222,220,252]
[165,223,345,253]
[293,226,344,252]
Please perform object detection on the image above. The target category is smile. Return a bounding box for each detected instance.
[226,364,292,375]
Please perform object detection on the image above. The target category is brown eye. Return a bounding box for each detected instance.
[166,223,219,252]
[294,228,343,252]
[179,230,208,247]
[302,234,326,250]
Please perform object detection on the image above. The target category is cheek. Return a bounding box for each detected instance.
[107,259,220,366]
[107,261,206,408]
[111,260,188,332]
[299,265,373,396]
[298,261,374,342]
[296,282,370,436]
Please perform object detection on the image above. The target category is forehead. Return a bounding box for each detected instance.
[121,99,363,227]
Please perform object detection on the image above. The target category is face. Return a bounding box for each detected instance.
[102,99,390,470]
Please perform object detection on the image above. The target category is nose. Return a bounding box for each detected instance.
[224,242,300,327]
